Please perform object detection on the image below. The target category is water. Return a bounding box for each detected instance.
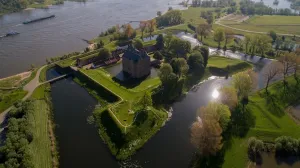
[47,69,119,168]
[253,0,293,9]
[105,63,158,81]
[257,153,300,168]
[0,0,185,78]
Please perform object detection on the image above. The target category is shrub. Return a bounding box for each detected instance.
[275,136,299,156]
[153,51,163,60]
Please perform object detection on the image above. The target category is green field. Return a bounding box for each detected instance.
[27,100,53,168]
[221,15,300,35]
[182,7,214,25]
[0,89,27,113]
[0,76,21,88]
[223,76,300,168]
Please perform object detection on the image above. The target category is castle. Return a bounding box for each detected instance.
[122,44,151,78]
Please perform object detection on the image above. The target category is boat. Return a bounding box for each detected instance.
[23,15,55,24]
[0,31,20,38]
[6,31,20,37]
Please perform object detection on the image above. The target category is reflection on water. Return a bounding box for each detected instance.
[212,89,220,99]
[257,153,300,168]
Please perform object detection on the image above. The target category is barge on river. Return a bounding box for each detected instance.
[23,15,55,24]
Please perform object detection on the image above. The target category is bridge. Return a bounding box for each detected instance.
[40,74,69,85]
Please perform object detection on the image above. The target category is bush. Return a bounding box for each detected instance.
[248,137,264,160]
[153,51,163,60]
[275,136,299,156]
[99,48,111,60]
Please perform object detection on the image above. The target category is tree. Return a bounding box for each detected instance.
[164,33,173,51]
[250,35,259,56]
[147,19,156,37]
[204,102,231,131]
[170,58,189,77]
[214,28,225,49]
[278,52,296,84]
[244,35,251,54]
[232,71,254,99]
[269,30,277,42]
[188,51,205,74]
[199,46,209,67]
[153,51,163,60]
[219,87,238,110]
[293,56,300,84]
[155,34,164,50]
[139,21,148,39]
[169,38,191,57]
[124,24,134,39]
[156,10,184,27]
[30,64,35,70]
[263,61,281,93]
[157,11,162,17]
[98,48,111,60]
[206,14,214,24]
[191,114,223,156]
[224,29,234,49]
[196,23,211,41]
[139,91,152,109]
[158,63,173,85]
[248,137,264,161]
[133,39,144,50]
[257,35,272,57]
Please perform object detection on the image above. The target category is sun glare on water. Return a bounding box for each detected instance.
[212,89,220,99]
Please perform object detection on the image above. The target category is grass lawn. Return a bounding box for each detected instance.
[182,7,214,25]
[200,34,236,48]
[80,68,160,101]
[223,76,300,168]
[0,89,27,113]
[0,76,21,88]
[221,15,300,35]
[55,59,76,68]
[27,100,52,168]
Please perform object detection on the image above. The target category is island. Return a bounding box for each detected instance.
[0,0,300,167]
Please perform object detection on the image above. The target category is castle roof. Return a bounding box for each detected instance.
[123,44,149,62]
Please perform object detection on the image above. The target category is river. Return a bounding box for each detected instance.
[0,0,185,78]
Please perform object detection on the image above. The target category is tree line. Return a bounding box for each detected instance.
[240,0,299,16]
[0,101,35,167]
[0,0,63,14]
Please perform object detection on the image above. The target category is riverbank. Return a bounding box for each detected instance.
[223,76,300,168]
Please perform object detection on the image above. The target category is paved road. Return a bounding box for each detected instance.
[0,65,47,124]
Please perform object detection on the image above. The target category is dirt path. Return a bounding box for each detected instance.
[0,65,47,124]
[216,16,300,38]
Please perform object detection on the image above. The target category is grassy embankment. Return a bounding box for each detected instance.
[28,68,58,168]
[28,0,63,8]
[76,67,166,159]
[220,15,300,36]
[223,76,300,168]
[0,69,38,113]
[207,56,252,76]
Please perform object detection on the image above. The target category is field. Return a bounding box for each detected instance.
[27,100,52,168]
[223,76,300,168]
[220,15,300,35]
[0,89,27,113]
[181,7,213,25]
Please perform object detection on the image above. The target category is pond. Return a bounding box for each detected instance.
[253,0,293,10]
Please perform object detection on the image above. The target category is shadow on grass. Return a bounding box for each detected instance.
[133,110,148,126]
[112,72,150,89]
[100,110,126,149]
